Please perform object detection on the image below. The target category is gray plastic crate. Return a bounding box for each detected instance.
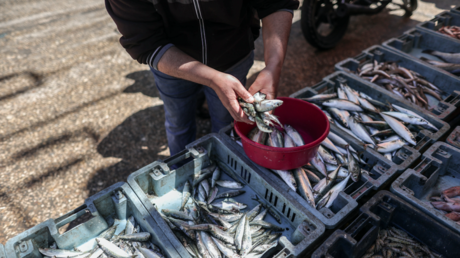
[418,11,460,43]
[336,44,460,122]
[447,126,460,149]
[219,119,398,229]
[312,191,460,258]
[391,142,460,234]
[292,71,450,170]
[127,134,325,258]
[4,182,181,258]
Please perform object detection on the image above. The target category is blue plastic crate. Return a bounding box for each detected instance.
[391,142,460,235]
[417,11,460,43]
[128,134,326,258]
[312,191,460,258]
[4,183,181,258]
[337,44,460,122]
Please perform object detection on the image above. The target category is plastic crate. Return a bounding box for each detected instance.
[336,45,460,122]
[219,119,398,229]
[292,71,450,170]
[312,191,460,258]
[391,142,460,234]
[446,126,460,149]
[417,11,460,43]
[4,183,181,258]
[127,134,325,258]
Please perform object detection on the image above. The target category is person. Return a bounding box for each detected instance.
[106,0,299,156]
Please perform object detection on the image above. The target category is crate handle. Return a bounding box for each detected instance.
[162,149,194,172]
[54,204,89,229]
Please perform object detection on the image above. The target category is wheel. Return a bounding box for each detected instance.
[300,0,350,50]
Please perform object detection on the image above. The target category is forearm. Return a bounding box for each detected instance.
[261,11,293,73]
[157,46,220,88]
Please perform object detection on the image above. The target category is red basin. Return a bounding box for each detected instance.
[235,97,330,170]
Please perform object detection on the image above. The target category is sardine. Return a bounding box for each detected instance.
[293,168,315,208]
[392,104,437,131]
[302,93,338,103]
[207,187,219,204]
[211,237,241,258]
[310,154,328,178]
[328,108,349,127]
[255,115,273,133]
[38,249,84,258]
[116,232,150,242]
[272,169,297,191]
[321,137,342,155]
[376,139,406,153]
[255,100,283,112]
[201,231,222,258]
[215,190,246,199]
[240,215,252,256]
[317,175,350,209]
[422,50,460,64]
[322,99,364,112]
[234,215,247,252]
[348,115,375,145]
[96,238,132,258]
[347,147,360,182]
[343,85,359,104]
[380,113,416,145]
[337,87,348,100]
[318,146,338,165]
[216,180,243,189]
[211,167,221,189]
[180,181,191,211]
[285,125,304,146]
[126,216,136,235]
[195,231,212,258]
[382,112,428,125]
[284,134,296,148]
[268,129,284,148]
[249,220,284,231]
[138,247,162,258]
[162,209,193,221]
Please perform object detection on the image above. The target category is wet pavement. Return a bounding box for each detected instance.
[0,0,457,243]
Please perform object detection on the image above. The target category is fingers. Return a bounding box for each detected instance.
[234,82,254,103]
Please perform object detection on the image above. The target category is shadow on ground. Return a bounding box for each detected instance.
[86,71,212,197]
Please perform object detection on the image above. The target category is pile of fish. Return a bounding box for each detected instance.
[421,50,460,76]
[431,186,460,224]
[302,82,439,161]
[355,60,447,109]
[39,212,165,258]
[362,227,442,258]
[155,162,285,258]
[246,123,305,148]
[245,122,359,210]
[438,25,460,40]
[239,92,283,133]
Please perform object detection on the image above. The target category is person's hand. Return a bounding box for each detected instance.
[208,72,254,124]
[248,67,280,100]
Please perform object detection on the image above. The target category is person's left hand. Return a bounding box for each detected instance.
[248,67,280,100]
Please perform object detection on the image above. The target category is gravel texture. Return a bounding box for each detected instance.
[0,0,455,244]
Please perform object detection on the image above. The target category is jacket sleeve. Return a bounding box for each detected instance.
[105,0,174,68]
[249,0,299,19]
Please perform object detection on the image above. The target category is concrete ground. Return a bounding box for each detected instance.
[0,0,457,243]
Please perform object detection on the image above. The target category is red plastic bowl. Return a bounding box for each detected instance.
[235,97,330,170]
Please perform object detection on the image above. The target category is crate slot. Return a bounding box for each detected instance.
[291,213,296,222]
[274,196,278,207]
[287,207,291,218]
[265,188,269,199]
[247,172,251,183]
[269,192,273,203]
[282,203,286,214]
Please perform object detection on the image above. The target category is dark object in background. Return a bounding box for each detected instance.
[300,0,417,50]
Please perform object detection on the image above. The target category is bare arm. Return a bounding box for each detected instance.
[156,47,254,123]
[248,11,293,99]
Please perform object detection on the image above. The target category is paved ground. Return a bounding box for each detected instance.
[0,0,457,243]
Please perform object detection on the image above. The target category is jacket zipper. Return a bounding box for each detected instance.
[191,0,207,65]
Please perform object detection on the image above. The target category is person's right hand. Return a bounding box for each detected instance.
[208,72,254,124]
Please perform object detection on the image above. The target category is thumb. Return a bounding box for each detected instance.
[234,83,254,103]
